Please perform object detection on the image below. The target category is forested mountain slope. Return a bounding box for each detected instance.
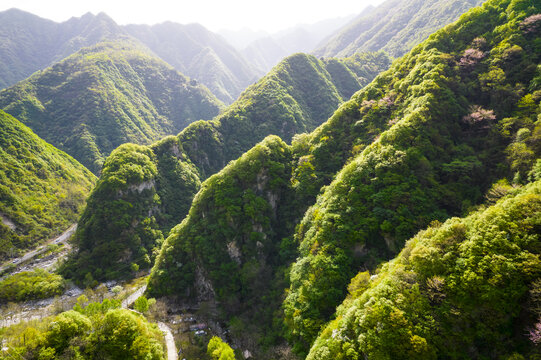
[307,177,541,359]
[285,0,540,353]
[124,22,261,104]
[146,0,540,357]
[0,40,223,173]
[314,0,484,58]
[62,52,390,284]
[0,110,96,260]
[0,9,125,90]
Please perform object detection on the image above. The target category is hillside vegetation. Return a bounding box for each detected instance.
[0,0,539,359]
[314,0,484,58]
[0,9,261,104]
[285,0,541,352]
[0,40,223,173]
[307,178,541,359]
[145,0,540,357]
[63,52,390,284]
[0,110,96,259]
[1,298,165,359]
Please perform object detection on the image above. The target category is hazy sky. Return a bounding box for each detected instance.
[0,0,386,33]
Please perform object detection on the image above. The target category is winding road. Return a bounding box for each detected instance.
[120,284,178,359]
[159,322,178,360]
[1,243,178,359]
[121,284,147,308]
[0,224,77,273]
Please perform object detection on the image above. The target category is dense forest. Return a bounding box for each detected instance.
[307,176,541,359]
[0,0,539,358]
[62,52,391,284]
[0,110,95,259]
[0,40,223,173]
[146,0,540,356]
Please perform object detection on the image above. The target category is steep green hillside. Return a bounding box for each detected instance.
[0,110,96,259]
[124,22,261,104]
[0,40,223,173]
[146,0,539,356]
[62,52,389,284]
[149,136,295,346]
[307,178,541,359]
[0,9,125,90]
[314,0,484,58]
[284,0,541,352]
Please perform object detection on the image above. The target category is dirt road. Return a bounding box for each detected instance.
[0,224,77,273]
[159,322,178,360]
[121,284,147,308]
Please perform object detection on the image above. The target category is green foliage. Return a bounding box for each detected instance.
[148,136,295,348]
[207,336,236,360]
[0,269,65,302]
[97,309,164,359]
[61,143,164,282]
[133,296,154,313]
[307,180,541,359]
[70,52,386,284]
[0,40,223,173]
[0,110,95,258]
[58,1,540,357]
[45,310,92,353]
[2,298,165,359]
[315,0,484,58]
[284,0,541,352]
[324,51,393,100]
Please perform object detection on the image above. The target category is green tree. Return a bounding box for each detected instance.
[207,336,236,360]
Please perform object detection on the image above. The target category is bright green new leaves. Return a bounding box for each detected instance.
[284,0,541,353]
[149,136,292,303]
[308,180,541,359]
[6,300,165,359]
[62,143,164,282]
[207,336,236,360]
[69,52,387,284]
[98,309,164,359]
[148,136,294,348]
[0,269,66,302]
[0,110,96,259]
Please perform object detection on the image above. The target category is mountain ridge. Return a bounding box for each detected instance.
[61,51,390,283]
[0,9,261,104]
[314,0,485,58]
[0,40,224,173]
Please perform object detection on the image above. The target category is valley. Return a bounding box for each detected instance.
[0,0,539,359]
